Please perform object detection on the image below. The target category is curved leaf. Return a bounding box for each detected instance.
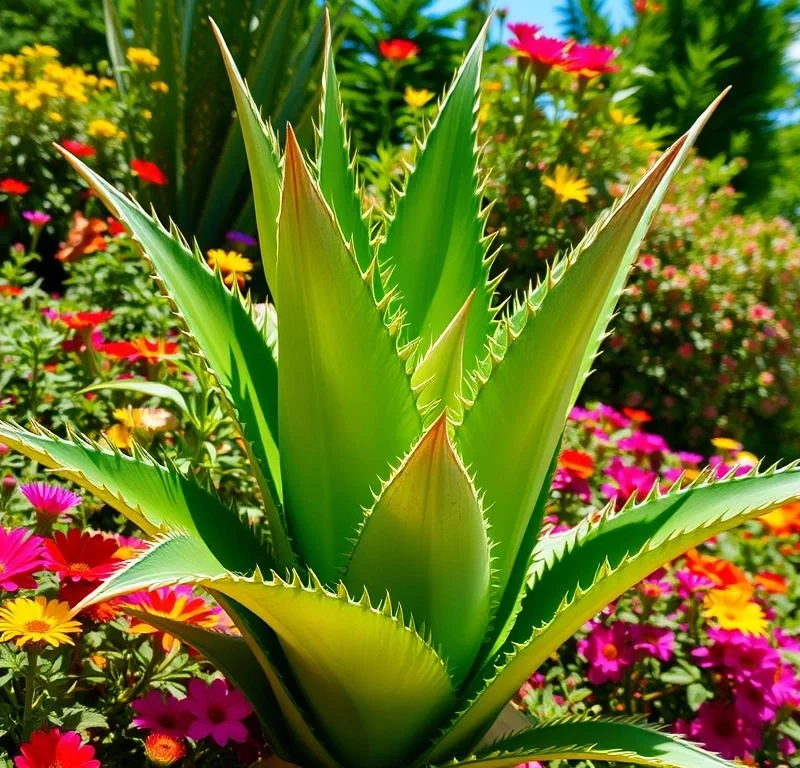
[443,718,735,767]
[343,415,491,684]
[276,128,421,581]
[78,380,189,415]
[57,149,293,568]
[456,93,727,610]
[0,420,267,575]
[379,24,496,373]
[425,462,800,761]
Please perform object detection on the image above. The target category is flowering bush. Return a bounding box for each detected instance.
[516,402,800,767]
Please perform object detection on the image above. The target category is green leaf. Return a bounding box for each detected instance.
[57,149,293,569]
[343,415,491,684]
[441,717,736,767]
[317,11,372,272]
[455,93,727,612]
[378,24,496,374]
[411,291,474,424]
[103,0,128,97]
[78,380,189,415]
[0,421,268,576]
[276,129,421,582]
[426,462,800,761]
[206,571,455,768]
[208,18,283,292]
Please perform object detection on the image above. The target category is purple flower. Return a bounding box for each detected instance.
[577,621,635,684]
[185,678,252,746]
[767,665,800,709]
[675,568,714,599]
[630,624,675,662]
[131,690,192,737]
[225,230,258,247]
[19,482,81,517]
[735,680,776,723]
[22,211,51,228]
[601,458,658,509]
[683,700,761,760]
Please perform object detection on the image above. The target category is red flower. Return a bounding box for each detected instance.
[57,310,114,331]
[508,24,571,71]
[561,43,620,77]
[61,139,96,158]
[131,159,168,185]
[379,39,419,61]
[106,217,126,236]
[59,580,122,623]
[0,285,23,297]
[0,178,30,195]
[100,337,179,363]
[43,529,121,582]
[14,728,100,768]
[622,407,652,424]
[558,449,595,479]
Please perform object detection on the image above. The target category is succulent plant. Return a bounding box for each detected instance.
[2,17,799,768]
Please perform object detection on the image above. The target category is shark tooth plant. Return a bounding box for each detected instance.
[2,17,799,768]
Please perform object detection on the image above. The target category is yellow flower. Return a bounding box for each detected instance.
[20,44,59,60]
[48,111,64,123]
[105,407,178,449]
[702,587,767,637]
[150,80,169,93]
[0,597,82,648]
[88,119,121,139]
[127,47,160,71]
[142,109,153,120]
[609,108,638,126]
[711,437,743,452]
[15,90,42,111]
[206,249,254,287]
[483,80,503,93]
[736,450,759,467]
[542,165,591,204]
[404,86,434,108]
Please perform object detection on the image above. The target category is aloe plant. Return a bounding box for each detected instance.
[2,19,800,768]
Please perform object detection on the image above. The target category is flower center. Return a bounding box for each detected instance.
[69,562,91,572]
[602,643,618,661]
[207,706,226,724]
[47,762,64,768]
[0,561,5,573]
[24,620,51,633]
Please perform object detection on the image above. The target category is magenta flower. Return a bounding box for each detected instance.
[594,404,631,430]
[682,700,761,760]
[735,680,776,723]
[19,482,81,518]
[601,458,658,509]
[185,678,252,746]
[577,621,635,684]
[630,624,675,662]
[675,568,714,599]
[551,467,591,502]
[616,431,669,459]
[675,451,704,465]
[131,690,192,737]
[22,211,52,229]
[769,666,800,709]
[0,527,46,591]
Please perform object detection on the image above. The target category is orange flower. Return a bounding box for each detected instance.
[0,285,23,297]
[684,548,749,589]
[622,407,652,424]
[55,212,107,263]
[58,310,113,331]
[100,337,179,363]
[760,502,800,537]
[558,449,594,479]
[754,571,788,595]
[379,39,419,61]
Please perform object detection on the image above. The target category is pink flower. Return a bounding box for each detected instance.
[14,728,100,768]
[552,468,591,502]
[19,483,81,517]
[22,211,51,229]
[561,43,620,77]
[616,431,669,460]
[0,527,46,591]
[577,621,635,684]
[131,690,192,737]
[185,678,252,746]
[601,458,658,509]
[675,569,714,599]
[630,624,674,662]
[682,700,761,760]
[508,27,569,69]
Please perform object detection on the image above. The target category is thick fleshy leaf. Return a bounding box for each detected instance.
[425,462,800,761]
[276,128,421,581]
[0,421,268,575]
[317,12,371,272]
[209,19,282,292]
[411,291,474,424]
[379,24,496,373]
[343,415,491,683]
[456,93,727,610]
[443,718,736,767]
[57,149,293,568]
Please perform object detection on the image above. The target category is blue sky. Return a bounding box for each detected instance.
[433,0,630,34]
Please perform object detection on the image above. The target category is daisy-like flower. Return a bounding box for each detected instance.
[100,337,179,363]
[14,728,100,768]
[126,47,160,70]
[22,211,52,229]
[185,678,253,746]
[57,310,114,331]
[577,621,635,684]
[121,586,223,653]
[684,548,749,589]
[378,39,419,61]
[703,587,768,637]
[561,42,620,78]
[760,501,800,536]
[104,406,178,450]
[508,26,569,71]
[206,249,254,287]
[59,580,122,623]
[0,597,82,648]
[542,165,591,204]
[144,733,187,766]
[43,529,120,582]
[132,690,193,737]
[0,527,46,592]
[404,86,434,108]
[131,159,168,185]
[20,482,81,518]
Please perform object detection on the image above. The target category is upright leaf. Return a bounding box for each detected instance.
[317,12,372,272]
[456,93,726,605]
[344,415,491,684]
[58,149,293,568]
[276,129,421,581]
[379,24,495,372]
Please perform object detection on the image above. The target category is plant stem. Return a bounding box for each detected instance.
[23,648,38,733]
